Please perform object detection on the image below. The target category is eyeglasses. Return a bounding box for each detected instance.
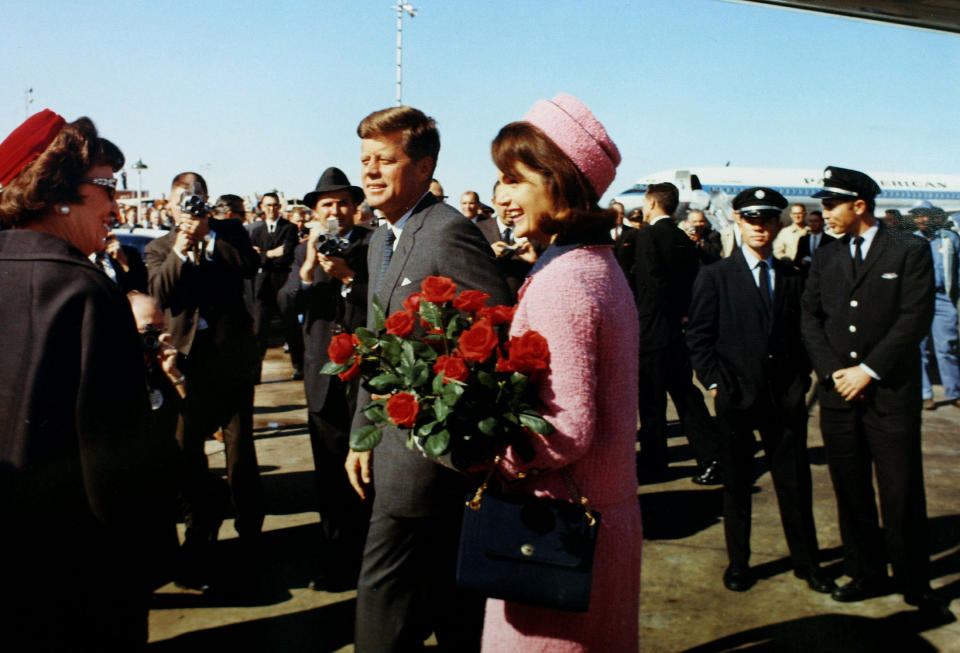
[82,176,118,199]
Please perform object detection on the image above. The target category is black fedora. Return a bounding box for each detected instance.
[303,167,364,209]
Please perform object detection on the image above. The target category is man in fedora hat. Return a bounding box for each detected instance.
[278,167,373,590]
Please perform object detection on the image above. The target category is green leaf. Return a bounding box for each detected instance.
[355,327,377,348]
[519,412,554,435]
[477,371,497,388]
[432,373,446,394]
[320,360,349,375]
[416,420,438,438]
[411,340,438,361]
[445,314,461,339]
[510,372,528,389]
[401,340,416,368]
[350,425,383,451]
[420,300,441,328]
[442,381,464,406]
[423,429,451,457]
[433,396,452,421]
[477,416,498,437]
[371,296,386,331]
[410,362,430,387]
[363,402,388,423]
[369,373,402,391]
[381,336,402,362]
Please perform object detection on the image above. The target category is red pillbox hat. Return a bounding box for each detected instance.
[0,109,66,188]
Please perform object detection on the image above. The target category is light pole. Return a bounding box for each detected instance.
[395,1,417,105]
[133,158,148,225]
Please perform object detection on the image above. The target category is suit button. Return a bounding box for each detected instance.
[850,300,859,307]
[849,325,857,333]
[850,351,858,359]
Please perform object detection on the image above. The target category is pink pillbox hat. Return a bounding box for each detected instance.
[522,93,621,198]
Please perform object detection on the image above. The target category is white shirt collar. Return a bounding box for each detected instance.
[851,222,879,257]
[388,190,431,248]
[496,215,511,232]
[740,244,773,271]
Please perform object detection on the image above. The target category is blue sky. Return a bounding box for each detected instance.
[2,1,958,207]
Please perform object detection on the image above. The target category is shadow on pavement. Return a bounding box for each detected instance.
[640,488,723,540]
[683,609,955,652]
[148,599,356,652]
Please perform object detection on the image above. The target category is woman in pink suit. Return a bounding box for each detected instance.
[482,93,643,652]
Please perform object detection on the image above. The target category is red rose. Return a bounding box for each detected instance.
[504,331,550,373]
[457,319,499,362]
[386,392,420,428]
[421,276,457,304]
[477,304,516,326]
[433,355,469,383]
[453,289,490,314]
[385,310,416,337]
[328,332,357,364]
[402,292,422,313]
[495,355,515,373]
[338,357,361,381]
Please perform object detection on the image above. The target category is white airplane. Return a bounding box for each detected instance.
[612,167,960,223]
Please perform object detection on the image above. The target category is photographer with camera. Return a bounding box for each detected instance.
[278,167,373,591]
[145,172,263,592]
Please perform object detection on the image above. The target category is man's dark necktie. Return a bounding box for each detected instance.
[852,236,864,274]
[502,227,513,244]
[377,229,396,297]
[758,260,772,315]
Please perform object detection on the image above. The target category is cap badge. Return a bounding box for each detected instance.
[754,189,765,199]
[824,169,833,179]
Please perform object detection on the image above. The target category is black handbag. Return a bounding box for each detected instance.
[455,462,601,612]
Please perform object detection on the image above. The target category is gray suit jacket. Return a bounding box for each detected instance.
[352,193,512,517]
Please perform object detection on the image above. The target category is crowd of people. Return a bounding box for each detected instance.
[0,98,954,652]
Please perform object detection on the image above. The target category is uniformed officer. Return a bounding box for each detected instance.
[687,188,833,594]
[801,166,943,611]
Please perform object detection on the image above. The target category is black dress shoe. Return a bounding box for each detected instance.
[831,576,891,602]
[904,589,949,612]
[794,567,837,593]
[308,571,357,593]
[723,566,754,592]
[692,460,721,485]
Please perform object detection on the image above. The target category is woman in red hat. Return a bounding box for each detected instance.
[482,94,642,651]
[0,111,173,651]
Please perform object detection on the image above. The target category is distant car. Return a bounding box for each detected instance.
[112,227,168,257]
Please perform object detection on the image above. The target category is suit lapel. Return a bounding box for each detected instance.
[852,224,886,290]
[378,194,436,309]
[731,248,771,330]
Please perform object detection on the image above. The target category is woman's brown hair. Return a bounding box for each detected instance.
[0,117,124,227]
[491,121,615,237]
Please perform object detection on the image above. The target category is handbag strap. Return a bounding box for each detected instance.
[466,455,597,526]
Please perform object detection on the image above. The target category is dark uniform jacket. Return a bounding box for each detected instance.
[687,248,810,413]
[351,194,512,517]
[278,225,373,411]
[801,224,934,411]
[633,216,701,353]
[250,217,298,301]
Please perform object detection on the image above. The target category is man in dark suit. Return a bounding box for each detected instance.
[793,210,834,275]
[345,106,511,652]
[801,166,941,610]
[92,232,148,293]
[634,182,721,484]
[250,193,302,380]
[145,172,264,589]
[610,200,639,281]
[278,167,374,591]
[688,187,834,595]
[475,181,540,297]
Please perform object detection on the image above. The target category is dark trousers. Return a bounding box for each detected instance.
[354,508,484,652]
[718,392,820,570]
[255,295,304,371]
[180,330,264,544]
[638,342,720,469]
[308,377,371,575]
[820,403,930,594]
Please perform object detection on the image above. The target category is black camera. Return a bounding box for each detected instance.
[141,329,163,354]
[315,233,350,256]
[180,193,213,219]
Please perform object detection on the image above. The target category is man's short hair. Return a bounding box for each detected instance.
[171,172,207,196]
[357,106,440,170]
[215,193,245,216]
[645,182,679,216]
[462,190,479,203]
[790,203,806,211]
[260,192,279,205]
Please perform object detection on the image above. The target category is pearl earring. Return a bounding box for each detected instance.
[59,205,70,215]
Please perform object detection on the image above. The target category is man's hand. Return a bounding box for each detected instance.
[317,254,355,283]
[490,241,513,258]
[105,238,130,271]
[265,244,286,259]
[832,366,872,401]
[173,217,209,256]
[515,238,538,264]
[345,449,372,499]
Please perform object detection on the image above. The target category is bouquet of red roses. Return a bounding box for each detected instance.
[321,275,553,468]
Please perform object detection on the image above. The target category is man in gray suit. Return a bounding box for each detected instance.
[345,106,511,652]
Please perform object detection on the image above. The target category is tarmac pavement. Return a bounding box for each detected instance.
[148,348,960,652]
